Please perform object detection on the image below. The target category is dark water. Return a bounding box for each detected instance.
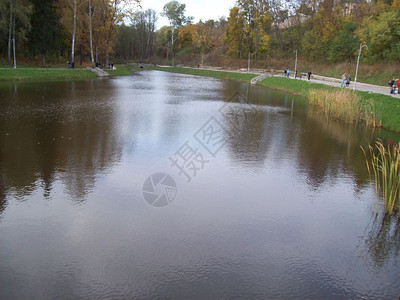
[0,71,399,299]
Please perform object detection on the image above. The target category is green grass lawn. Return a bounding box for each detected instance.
[106,65,132,76]
[0,64,134,81]
[0,68,97,81]
[157,66,258,83]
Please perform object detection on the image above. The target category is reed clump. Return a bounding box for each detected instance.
[308,89,381,127]
[362,141,400,215]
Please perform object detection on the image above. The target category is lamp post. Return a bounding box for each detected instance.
[247,51,250,73]
[294,49,298,78]
[353,43,368,91]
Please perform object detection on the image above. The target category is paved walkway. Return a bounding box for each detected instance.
[279,73,400,98]
[189,66,399,98]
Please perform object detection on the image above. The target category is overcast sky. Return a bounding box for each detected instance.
[139,0,236,28]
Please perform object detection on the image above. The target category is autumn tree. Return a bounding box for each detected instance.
[193,21,214,66]
[301,0,344,61]
[225,6,245,58]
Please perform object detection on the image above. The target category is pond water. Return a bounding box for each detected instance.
[0,71,399,299]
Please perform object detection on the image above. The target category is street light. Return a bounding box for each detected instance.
[247,51,251,73]
[294,49,298,78]
[353,43,368,91]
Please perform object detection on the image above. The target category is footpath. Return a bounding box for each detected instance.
[189,66,399,99]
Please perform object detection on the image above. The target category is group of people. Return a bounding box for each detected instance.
[389,78,400,94]
[96,62,114,69]
[67,61,115,70]
[284,69,312,80]
[66,61,75,69]
[341,73,351,87]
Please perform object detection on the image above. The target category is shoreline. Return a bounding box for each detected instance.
[0,65,132,82]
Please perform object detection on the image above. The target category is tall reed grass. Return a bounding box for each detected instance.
[362,141,400,215]
[308,89,382,128]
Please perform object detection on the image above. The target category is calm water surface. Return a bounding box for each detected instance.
[0,71,399,299]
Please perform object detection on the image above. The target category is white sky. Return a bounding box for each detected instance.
[139,0,237,28]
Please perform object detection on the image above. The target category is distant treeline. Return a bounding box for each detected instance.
[0,0,399,66]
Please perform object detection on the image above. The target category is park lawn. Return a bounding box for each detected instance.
[0,68,97,81]
[0,65,134,81]
[158,66,258,83]
[107,65,132,76]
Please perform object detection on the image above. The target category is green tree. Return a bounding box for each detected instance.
[301,0,344,61]
[328,22,359,62]
[29,0,62,66]
[3,0,31,66]
[236,0,270,60]
[356,10,400,61]
[155,26,170,58]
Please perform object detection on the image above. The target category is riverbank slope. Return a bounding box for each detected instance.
[0,65,132,81]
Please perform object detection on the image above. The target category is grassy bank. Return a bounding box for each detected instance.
[0,64,133,81]
[157,66,258,83]
[258,77,400,132]
[0,68,97,81]
[107,65,132,76]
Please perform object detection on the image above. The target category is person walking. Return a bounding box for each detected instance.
[287,69,291,77]
[346,73,351,87]
[307,71,312,80]
[389,78,396,94]
[341,73,347,87]
[397,79,400,94]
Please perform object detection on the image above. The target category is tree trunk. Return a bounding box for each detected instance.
[80,46,83,65]
[8,0,13,65]
[71,0,77,63]
[88,1,95,67]
[12,17,16,69]
[171,26,174,66]
[42,28,46,67]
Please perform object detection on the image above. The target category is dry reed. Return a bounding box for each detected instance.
[362,141,400,215]
[308,89,382,127]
